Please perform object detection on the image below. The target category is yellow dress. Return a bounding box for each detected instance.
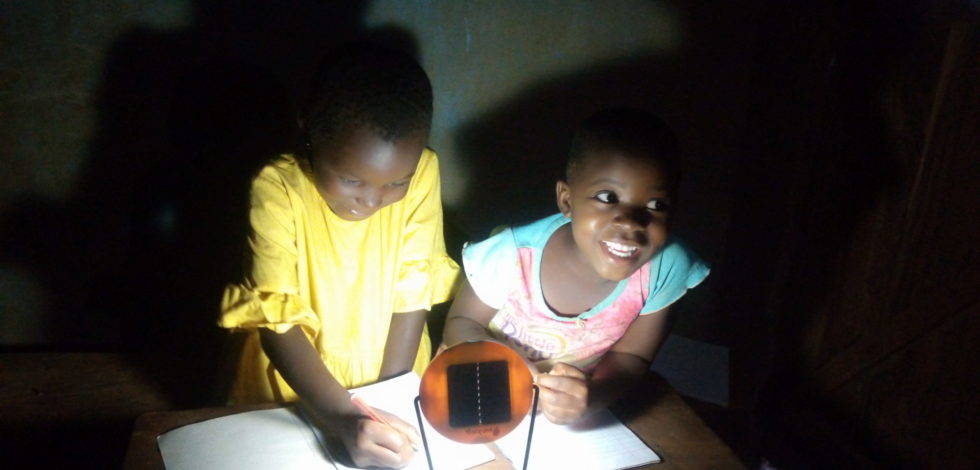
[219,149,459,403]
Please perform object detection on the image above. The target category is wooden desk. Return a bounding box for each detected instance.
[123,372,745,470]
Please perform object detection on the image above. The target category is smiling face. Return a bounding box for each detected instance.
[310,125,426,221]
[556,148,673,282]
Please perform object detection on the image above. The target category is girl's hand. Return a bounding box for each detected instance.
[535,362,589,425]
[373,408,423,450]
[339,408,420,468]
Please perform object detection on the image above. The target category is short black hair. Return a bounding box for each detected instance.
[301,43,433,150]
[566,107,680,185]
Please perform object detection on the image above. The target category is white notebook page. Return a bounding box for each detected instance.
[158,407,336,470]
[494,408,661,470]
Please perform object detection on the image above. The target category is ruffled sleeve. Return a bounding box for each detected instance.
[640,239,710,314]
[219,286,319,335]
[392,150,461,313]
[218,162,321,336]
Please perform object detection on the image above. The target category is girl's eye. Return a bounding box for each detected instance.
[388,180,411,188]
[594,191,617,204]
[339,176,360,185]
[647,199,669,212]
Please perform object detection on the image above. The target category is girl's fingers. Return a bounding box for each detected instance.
[536,372,587,399]
[535,364,589,425]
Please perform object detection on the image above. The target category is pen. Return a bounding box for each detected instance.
[350,394,419,452]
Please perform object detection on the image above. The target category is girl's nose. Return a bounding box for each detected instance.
[359,188,382,209]
[613,206,652,228]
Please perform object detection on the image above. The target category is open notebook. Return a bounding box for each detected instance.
[494,407,662,470]
[157,372,494,470]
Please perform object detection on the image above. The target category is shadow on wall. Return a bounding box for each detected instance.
[451,54,711,251]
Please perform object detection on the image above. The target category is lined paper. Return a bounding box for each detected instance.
[494,408,661,470]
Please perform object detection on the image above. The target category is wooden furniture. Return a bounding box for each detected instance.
[122,372,745,470]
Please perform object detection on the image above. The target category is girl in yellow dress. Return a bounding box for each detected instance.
[219,44,458,468]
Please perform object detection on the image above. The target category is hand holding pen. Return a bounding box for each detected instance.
[535,362,589,425]
[345,394,422,467]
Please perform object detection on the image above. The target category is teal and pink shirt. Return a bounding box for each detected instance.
[462,213,709,372]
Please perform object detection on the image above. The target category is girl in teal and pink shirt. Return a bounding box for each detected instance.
[443,108,709,425]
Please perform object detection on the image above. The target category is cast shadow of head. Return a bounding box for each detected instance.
[451,55,710,251]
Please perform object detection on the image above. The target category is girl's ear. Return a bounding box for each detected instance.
[556,180,572,217]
